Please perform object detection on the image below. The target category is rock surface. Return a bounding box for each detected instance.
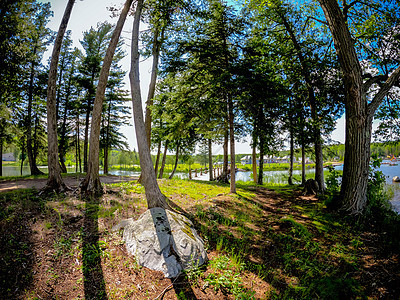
[112,208,207,278]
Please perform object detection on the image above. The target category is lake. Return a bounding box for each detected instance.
[2,162,400,213]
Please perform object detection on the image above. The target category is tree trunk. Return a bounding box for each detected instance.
[208,138,213,181]
[168,142,179,179]
[158,141,168,179]
[76,115,82,173]
[154,140,162,177]
[20,140,25,176]
[221,129,229,183]
[258,135,264,185]
[144,26,165,148]
[26,48,44,176]
[129,0,169,209]
[288,128,294,185]
[252,138,257,183]
[42,0,74,192]
[278,10,325,191]
[228,97,236,193]
[340,111,372,213]
[59,65,74,173]
[81,0,133,193]
[103,101,112,175]
[301,142,306,186]
[0,141,3,177]
[104,147,109,174]
[318,0,400,213]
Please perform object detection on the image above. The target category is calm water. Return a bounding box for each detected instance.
[2,162,400,213]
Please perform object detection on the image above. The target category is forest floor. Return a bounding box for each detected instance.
[0,174,138,193]
[0,177,399,299]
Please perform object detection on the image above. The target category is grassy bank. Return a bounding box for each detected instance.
[0,178,398,299]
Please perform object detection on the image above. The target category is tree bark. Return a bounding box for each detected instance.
[288,128,294,185]
[81,0,133,193]
[318,0,400,213]
[129,0,169,209]
[158,140,169,179]
[258,134,264,185]
[0,141,3,177]
[252,137,257,183]
[208,138,213,181]
[154,139,162,177]
[59,64,75,173]
[221,129,229,183]
[168,142,180,179]
[228,96,236,193]
[20,139,25,176]
[26,46,44,176]
[301,142,306,186]
[76,115,82,173]
[277,9,325,191]
[42,0,74,192]
[144,26,165,148]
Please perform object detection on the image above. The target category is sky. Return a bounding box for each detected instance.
[41,0,347,155]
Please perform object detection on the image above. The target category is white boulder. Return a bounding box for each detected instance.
[112,207,207,278]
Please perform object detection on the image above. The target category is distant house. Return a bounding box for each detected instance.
[2,153,16,161]
[240,155,252,165]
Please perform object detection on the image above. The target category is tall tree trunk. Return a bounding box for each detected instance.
[75,130,78,173]
[228,97,236,193]
[154,140,162,177]
[20,140,25,176]
[318,0,400,213]
[168,142,180,179]
[208,138,213,181]
[252,137,257,183]
[76,115,82,173]
[81,0,133,193]
[59,66,74,173]
[258,135,264,185]
[129,0,169,209]
[144,26,165,148]
[59,95,70,174]
[103,102,112,175]
[26,47,44,176]
[42,0,74,192]
[0,141,3,177]
[104,146,109,174]
[278,10,325,191]
[221,129,229,183]
[301,142,306,186]
[158,141,168,179]
[83,96,91,173]
[288,128,294,185]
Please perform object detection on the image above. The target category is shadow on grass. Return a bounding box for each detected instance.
[0,190,34,299]
[82,195,108,300]
[168,184,366,299]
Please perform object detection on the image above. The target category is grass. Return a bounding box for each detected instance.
[0,178,399,299]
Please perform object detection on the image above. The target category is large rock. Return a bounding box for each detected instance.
[112,208,207,278]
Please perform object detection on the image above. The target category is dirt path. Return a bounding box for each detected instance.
[0,175,138,193]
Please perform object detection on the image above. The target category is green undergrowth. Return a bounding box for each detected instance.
[1,178,398,299]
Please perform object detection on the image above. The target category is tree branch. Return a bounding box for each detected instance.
[368,65,400,115]
[362,74,387,94]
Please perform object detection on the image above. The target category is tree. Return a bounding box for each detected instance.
[129,0,170,209]
[79,22,113,173]
[317,0,400,213]
[24,2,53,176]
[42,0,75,192]
[81,0,133,193]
